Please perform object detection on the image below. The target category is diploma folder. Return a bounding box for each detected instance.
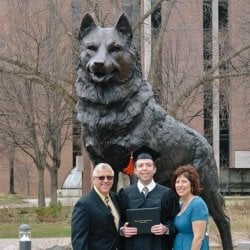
[126,207,160,234]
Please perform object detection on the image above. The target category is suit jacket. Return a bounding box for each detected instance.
[71,188,120,250]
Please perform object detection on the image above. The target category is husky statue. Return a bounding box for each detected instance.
[75,13,233,250]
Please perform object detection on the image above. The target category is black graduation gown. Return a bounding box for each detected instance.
[118,183,180,250]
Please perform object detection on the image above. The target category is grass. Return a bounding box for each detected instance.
[0,195,73,238]
[0,193,25,205]
[0,223,71,238]
[210,197,250,231]
[209,196,250,248]
[0,194,249,248]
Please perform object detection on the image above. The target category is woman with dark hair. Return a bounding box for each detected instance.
[171,164,209,250]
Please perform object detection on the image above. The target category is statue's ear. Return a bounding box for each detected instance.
[115,13,133,46]
[79,13,97,41]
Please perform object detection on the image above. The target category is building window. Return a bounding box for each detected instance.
[219,0,228,30]
[151,2,161,32]
[72,120,82,168]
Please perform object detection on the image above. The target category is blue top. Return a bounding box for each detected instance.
[173,196,209,250]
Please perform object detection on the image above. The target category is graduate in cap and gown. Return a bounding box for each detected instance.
[118,145,180,250]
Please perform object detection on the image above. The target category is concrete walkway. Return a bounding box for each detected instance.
[0,238,71,250]
[0,238,225,250]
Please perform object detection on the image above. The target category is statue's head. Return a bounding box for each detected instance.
[78,13,135,84]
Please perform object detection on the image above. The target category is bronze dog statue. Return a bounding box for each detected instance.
[75,13,233,249]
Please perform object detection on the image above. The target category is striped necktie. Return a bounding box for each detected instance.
[105,195,119,230]
[105,195,112,211]
[142,186,149,197]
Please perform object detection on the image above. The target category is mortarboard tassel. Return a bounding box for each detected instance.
[123,151,134,175]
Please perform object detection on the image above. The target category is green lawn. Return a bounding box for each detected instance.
[0,193,25,205]
[0,197,73,238]
[0,223,71,238]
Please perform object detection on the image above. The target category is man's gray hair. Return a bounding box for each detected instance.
[92,163,114,177]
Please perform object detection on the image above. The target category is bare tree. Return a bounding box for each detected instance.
[14,159,33,195]
[0,0,74,206]
[148,1,250,120]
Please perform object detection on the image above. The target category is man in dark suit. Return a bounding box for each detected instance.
[71,163,120,250]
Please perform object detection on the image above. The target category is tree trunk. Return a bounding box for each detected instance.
[50,168,58,205]
[37,167,46,207]
[9,158,15,194]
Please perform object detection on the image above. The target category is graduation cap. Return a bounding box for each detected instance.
[133,145,161,161]
[123,145,161,175]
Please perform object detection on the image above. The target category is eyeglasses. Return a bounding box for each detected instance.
[94,176,114,181]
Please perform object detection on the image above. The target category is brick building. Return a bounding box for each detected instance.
[0,0,249,197]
